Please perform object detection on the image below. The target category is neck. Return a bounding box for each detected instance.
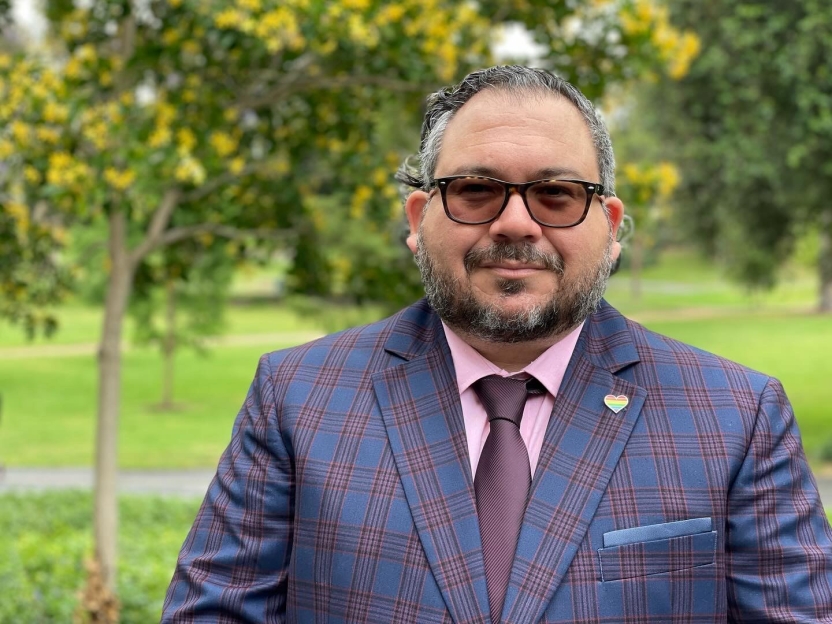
[452,328,573,372]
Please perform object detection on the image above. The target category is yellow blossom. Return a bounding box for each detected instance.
[104,102,123,124]
[174,155,207,185]
[176,128,197,153]
[6,201,29,237]
[347,14,378,48]
[229,157,246,174]
[24,166,41,184]
[99,70,112,86]
[209,131,238,157]
[36,126,62,144]
[656,162,680,197]
[43,101,69,123]
[103,167,136,191]
[162,29,179,46]
[46,151,90,187]
[668,33,701,80]
[31,82,49,100]
[0,54,11,70]
[149,126,172,148]
[238,0,262,10]
[0,139,13,159]
[82,121,109,149]
[181,40,201,56]
[376,4,405,26]
[343,0,370,10]
[76,44,97,62]
[350,184,372,219]
[64,57,84,79]
[10,120,31,146]
[215,8,244,28]
[155,102,177,124]
[372,168,388,187]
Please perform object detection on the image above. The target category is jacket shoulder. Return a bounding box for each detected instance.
[260,298,439,373]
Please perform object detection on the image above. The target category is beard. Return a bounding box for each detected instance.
[414,232,614,344]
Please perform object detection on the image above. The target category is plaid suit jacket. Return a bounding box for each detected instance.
[162,299,832,623]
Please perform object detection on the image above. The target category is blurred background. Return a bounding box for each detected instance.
[0,0,830,621]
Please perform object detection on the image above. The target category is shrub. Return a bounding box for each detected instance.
[0,491,201,623]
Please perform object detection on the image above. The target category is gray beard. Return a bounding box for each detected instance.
[414,234,614,344]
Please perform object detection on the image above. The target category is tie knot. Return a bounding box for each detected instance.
[473,375,543,427]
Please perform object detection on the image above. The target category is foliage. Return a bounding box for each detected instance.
[130,244,234,353]
[616,161,679,249]
[648,0,832,304]
[484,0,700,98]
[0,491,201,623]
[0,0,698,334]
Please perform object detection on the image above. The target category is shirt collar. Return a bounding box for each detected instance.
[442,321,584,397]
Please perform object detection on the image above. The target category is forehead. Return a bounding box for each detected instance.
[435,89,598,181]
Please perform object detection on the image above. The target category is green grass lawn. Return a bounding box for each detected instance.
[0,249,829,468]
[0,300,325,349]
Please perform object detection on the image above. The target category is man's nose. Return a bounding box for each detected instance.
[488,191,542,240]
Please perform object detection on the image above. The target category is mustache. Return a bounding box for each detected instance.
[463,242,564,275]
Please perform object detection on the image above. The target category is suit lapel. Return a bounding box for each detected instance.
[502,303,647,624]
[373,303,489,624]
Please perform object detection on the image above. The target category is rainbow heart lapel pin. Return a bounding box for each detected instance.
[604,394,629,414]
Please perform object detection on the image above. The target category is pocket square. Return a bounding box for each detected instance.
[603,517,713,547]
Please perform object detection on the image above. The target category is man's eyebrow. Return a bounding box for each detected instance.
[441,165,590,180]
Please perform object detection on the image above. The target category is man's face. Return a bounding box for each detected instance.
[405,89,624,343]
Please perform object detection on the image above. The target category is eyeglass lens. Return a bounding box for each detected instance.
[444,177,589,226]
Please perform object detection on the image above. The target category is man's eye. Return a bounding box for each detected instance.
[459,184,494,194]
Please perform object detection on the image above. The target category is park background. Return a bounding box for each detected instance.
[1,0,831,622]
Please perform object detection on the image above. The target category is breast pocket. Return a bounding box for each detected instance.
[598,517,717,582]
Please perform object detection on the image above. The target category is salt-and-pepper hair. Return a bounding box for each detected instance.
[396,65,616,196]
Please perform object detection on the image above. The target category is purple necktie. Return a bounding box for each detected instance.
[473,375,545,624]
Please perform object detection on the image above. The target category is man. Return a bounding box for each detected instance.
[162,66,832,623]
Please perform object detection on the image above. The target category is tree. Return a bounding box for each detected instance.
[0,0,695,616]
[649,0,832,310]
[615,161,679,298]
[130,242,235,410]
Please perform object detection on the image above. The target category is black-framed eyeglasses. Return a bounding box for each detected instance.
[429,175,605,228]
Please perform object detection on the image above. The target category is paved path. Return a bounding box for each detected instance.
[0,467,215,497]
[3,467,832,508]
[0,331,324,360]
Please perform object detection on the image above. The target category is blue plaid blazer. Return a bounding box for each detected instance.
[162,299,832,623]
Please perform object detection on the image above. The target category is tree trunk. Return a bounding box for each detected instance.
[161,279,176,408]
[820,207,832,313]
[92,208,134,602]
[630,235,643,300]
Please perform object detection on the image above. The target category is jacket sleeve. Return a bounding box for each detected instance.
[161,354,293,623]
[726,377,832,622]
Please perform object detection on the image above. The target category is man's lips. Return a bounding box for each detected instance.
[478,263,546,278]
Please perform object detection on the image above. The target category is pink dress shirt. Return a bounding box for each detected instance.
[442,322,584,478]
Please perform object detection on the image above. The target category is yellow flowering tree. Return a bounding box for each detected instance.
[0,0,695,615]
[617,162,680,298]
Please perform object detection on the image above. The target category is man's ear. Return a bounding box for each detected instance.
[404,190,430,254]
[604,196,625,263]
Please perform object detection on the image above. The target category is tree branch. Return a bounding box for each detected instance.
[180,162,264,204]
[154,223,295,250]
[129,188,181,265]
[238,74,438,109]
